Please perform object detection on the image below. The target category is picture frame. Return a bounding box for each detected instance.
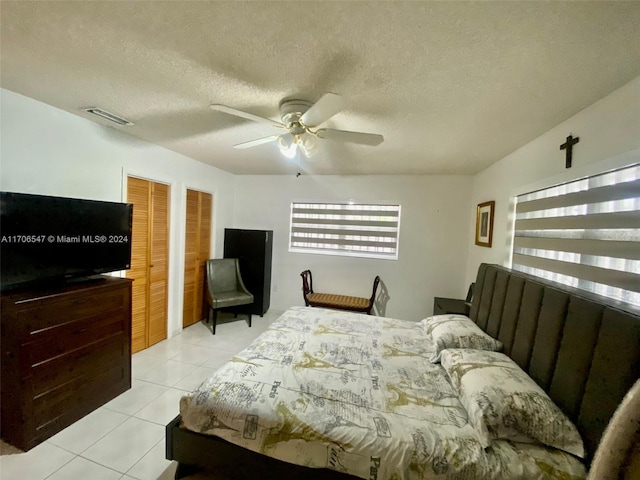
[475,200,495,247]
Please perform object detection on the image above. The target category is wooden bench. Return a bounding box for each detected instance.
[300,270,380,315]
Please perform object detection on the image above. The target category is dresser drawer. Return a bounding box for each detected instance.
[30,336,126,399]
[32,363,128,438]
[25,313,126,367]
[15,286,128,336]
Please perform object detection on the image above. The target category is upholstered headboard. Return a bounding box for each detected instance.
[468,263,640,461]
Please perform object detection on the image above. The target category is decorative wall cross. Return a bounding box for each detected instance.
[560,134,580,169]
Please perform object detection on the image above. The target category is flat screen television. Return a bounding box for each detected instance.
[0,192,133,291]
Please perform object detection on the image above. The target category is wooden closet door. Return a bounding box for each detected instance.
[126,177,169,353]
[148,182,169,347]
[182,190,212,327]
[195,192,212,321]
[127,177,150,354]
[182,190,199,327]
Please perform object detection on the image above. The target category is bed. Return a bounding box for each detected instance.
[166,263,640,479]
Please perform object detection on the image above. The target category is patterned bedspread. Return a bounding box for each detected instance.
[180,307,586,479]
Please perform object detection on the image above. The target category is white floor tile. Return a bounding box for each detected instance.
[46,456,121,480]
[170,344,217,365]
[197,331,252,350]
[143,338,185,360]
[0,442,73,480]
[133,388,185,425]
[47,407,129,454]
[125,440,177,480]
[194,332,242,350]
[172,366,217,392]
[131,352,168,379]
[102,380,168,415]
[139,360,198,387]
[200,350,235,370]
[172,322,211,344]
[80,418,163,473]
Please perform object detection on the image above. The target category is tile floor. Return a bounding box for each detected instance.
[0,310,283,480]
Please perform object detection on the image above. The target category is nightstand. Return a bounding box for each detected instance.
[433,297,470,316]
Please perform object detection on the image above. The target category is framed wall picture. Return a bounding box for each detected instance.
[475,200,495,247]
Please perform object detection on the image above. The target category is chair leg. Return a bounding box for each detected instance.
[247,312,252,328]
[212,309,217,335]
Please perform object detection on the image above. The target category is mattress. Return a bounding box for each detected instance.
[180,306,586,479]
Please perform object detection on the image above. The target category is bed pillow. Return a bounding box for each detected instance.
[420,314,502,363]
[440,348,585,458]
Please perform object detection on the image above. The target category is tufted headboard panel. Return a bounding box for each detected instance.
[469,263,640,461]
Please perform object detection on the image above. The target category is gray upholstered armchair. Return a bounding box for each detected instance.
[205,258,254,335]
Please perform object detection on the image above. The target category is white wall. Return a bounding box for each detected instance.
[232,174,473,321]
[465,75,640,286]
[0,89,236,337]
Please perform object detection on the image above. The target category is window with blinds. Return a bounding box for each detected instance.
[512,163,640,307]
[289,202,401,260]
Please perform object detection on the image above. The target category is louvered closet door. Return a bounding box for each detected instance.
[148,182,169,346]
[126,177,169,353]
[196,192,212,321]
[182,189,212,328]
[127,178,151,353]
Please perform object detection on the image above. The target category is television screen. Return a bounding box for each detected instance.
[0,192,133,291]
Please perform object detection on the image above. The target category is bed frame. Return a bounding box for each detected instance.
[166,263,640,479]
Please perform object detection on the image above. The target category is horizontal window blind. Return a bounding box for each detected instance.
[513,163,640,307]
[289,202,400,260]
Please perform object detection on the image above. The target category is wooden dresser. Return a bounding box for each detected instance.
[0,276,132,450]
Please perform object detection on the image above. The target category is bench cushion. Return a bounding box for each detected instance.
[306,293,369,311]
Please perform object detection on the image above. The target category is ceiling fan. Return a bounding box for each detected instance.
[210,93,384,158]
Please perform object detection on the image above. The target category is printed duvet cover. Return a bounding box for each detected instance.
[180,306,585,480]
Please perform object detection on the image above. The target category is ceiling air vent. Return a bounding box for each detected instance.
[83,107,133,126]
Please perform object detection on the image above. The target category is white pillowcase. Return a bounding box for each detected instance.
[420,314,502,363]
[440,348,585,458]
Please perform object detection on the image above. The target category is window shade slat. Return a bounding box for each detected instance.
[291,226,398,238]
[516,178,640,213]
[291,218,398,228]
[291,237,395,248]
[513,236,640,260]
[292,207,399,217]
[515,211,640,231]
[512,253,640,293]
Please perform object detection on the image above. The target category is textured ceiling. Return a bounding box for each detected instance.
[2,1,640,175]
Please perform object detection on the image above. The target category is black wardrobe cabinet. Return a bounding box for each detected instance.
[223,229,273,316]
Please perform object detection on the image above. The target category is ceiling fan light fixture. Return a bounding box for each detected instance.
[298,133,318,158]
[277,135,297,159]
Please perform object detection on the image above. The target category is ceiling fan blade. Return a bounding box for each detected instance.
[210,104,284,127]
[233,135,280,149]
[316,128,384,146]
[300,93,345,127]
